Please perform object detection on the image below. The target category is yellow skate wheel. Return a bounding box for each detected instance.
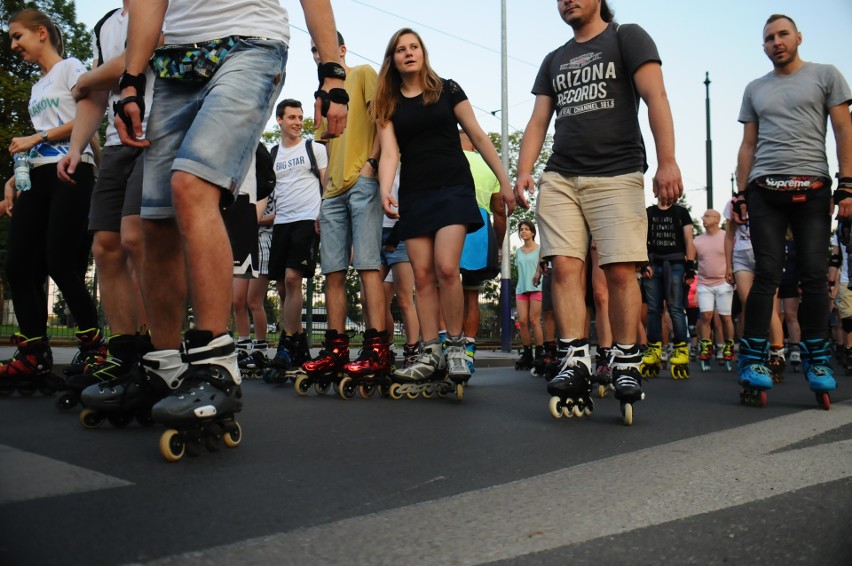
[223,422,242,448]
[421,388,433,399]
[337,376,356,399]
[388,383,403,400]
[548,396,563,419]
[159,429,185,462]
[294,374,311,396]
[598,384,608,398]
[456,383,464,401]
[622,403,634,426]
[572,404,584,418]
[79,407,105,429]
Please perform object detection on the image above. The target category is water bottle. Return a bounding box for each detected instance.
[13,152,31,191]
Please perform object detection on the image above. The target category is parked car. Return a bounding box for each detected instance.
[301,307,365,334]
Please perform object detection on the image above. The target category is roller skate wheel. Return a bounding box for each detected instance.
[406,389,419,400]
[420,388,434,399]
[388,383,403,400]
[315,381,331,395]
[817,392,831,411]
[358,384,374,399]
[572,404,584,418]
[160,429,185,462]
[758,391,767,407]
[548,396,563,419]
[622,403,634,426]
[18,383,37,397]
[0,383,14,397]
[294,374,311,396]
[598,384,608,398]
[337,376,356,400]
[79,407,105,429]
[55,392,77,412]
[223,421,242,448]
[456,383,464,401]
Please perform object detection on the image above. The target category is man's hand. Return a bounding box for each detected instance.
[652,160,683,207]
[314,78,347,138]
[114,88,149,148]
[512,173,537,214]
[57,149,83,184]
[382,193,399,219]
[731,193,748,224]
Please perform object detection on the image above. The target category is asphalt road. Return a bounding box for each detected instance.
[1,352,850,565]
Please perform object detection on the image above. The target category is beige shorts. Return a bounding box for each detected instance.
[836,284,852,319]
[535,171,648,266]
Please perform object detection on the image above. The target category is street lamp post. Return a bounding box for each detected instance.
[705,71,713,210]
[500,0,512,353]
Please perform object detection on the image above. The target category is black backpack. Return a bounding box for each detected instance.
[255,142,275,201]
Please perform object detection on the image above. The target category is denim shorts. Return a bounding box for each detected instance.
[141,38,287,219]
[319,176,382,273]
[381,226,409,266]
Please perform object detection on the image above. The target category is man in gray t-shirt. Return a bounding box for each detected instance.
[732,13,852,404]
[506,0,682,424]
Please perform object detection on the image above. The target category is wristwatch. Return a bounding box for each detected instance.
[40,130,48,142]
[366,158,379,171]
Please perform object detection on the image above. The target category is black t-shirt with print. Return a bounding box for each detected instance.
[392,78,475,195]
[532,23,660,177]
[646,204,692,262]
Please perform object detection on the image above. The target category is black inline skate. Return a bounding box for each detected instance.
[153,330,243,462]
[261,334,294,384]
[239,339,268,380]
[294,330,349,396]
[547,339,594,419]
[388,340,454,399]
[611,343,645,426]
[58,333,140,412]
[78,336,171,430]
[339,329,393,399]
[515,345,534,371]
[0,334,61,397]
[284,332,313,382]
[529,344,547,377]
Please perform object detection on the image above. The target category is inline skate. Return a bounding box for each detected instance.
[445,336,471,398]
[591,345,612,397]
[611,343,645,426]
[722,339,735,372]
[239,339,268,380]
[515,346,534,371]
[766,344,786,383]
[339,329,393,399]
[640,341,662,378]
[284,332,313,382]
[669,341,690,379]
[799,338,836,410]
[737,337,773,407]
[261,334,294,384]
[78,337,171,430]
[698,339,713,372]
[464,339,476,374]
[532,341,557,379]
[401,342,421,369]
[59,333,140,412]
[0,334,61,397]
[546,339,594,420]
[153,331,243,462]
[529,345,545,377]
[788,343,801,373]
[388,340,453,400]
[294,330,349,396]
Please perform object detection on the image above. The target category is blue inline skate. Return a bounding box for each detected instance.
[799,338,836,410]
[737,337,774,407]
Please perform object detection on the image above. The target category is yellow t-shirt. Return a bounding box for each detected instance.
[319,64,378,199]
[463,150,500,210]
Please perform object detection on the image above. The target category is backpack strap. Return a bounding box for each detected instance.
[94,8,121,67]
[305,139,321,182]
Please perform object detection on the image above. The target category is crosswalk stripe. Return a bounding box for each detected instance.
[136,402,852,565]
[0,444,133,505]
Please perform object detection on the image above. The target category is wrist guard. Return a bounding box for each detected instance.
[118,71,147,95]
[731,191,747,221]
[317,62,346,83]
[113,96,146,132]
[314,88,350,117]
[834,188,852,206]
[830,253,843,269]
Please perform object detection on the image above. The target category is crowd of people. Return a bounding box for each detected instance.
[1,0,850,456]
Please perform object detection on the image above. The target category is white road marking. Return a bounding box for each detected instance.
[0,444,133,505]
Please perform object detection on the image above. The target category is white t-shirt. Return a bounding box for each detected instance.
[273,139,327,224]
[92,8,154,147]
[722,200,752,253]
[28,58,93,167]
[163,0,289,45]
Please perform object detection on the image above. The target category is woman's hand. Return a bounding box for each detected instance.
[9,134,39,155]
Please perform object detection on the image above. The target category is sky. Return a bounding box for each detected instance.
[71,0,852,217]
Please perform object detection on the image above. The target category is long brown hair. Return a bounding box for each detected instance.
[371,28,443,125]
[9,8,64,57]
